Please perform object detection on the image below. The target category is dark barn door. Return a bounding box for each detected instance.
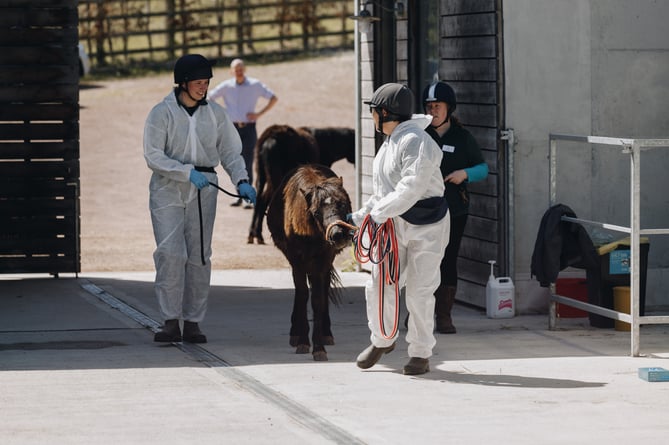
[0,0,81,275]
[409,0,506,307]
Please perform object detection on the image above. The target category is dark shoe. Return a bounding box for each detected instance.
[230,198,242,207]
[403,357,430,375]
[243,202,254,209]
[435,286,457,334]
[183,321,207,343]
[154,319,182,342]
[356,343,395,369]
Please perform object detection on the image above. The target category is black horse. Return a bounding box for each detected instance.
[248,125,355,245]
[298,126,356,167]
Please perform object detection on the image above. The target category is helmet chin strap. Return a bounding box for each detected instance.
[187,88,207,104]
[374,107,385,134]
[180,83,207,104]
[428,109,449,129]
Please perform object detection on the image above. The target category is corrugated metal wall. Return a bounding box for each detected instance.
[0,0,81,275]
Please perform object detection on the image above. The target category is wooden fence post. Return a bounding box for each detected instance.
[236,0,244,55]
[94,0,107,65]
[167,0,175,60]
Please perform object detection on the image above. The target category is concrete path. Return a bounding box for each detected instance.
[1,270,668,444]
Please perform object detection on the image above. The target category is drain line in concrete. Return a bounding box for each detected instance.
[80,280,365,445]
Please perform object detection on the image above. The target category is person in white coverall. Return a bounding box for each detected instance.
[350,83,450,376]
[144,54,256,343]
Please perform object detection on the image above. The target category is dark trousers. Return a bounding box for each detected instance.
[439,212,468,287]
[235,123,257,184]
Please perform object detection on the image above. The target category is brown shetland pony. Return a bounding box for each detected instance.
[266,164,352,361]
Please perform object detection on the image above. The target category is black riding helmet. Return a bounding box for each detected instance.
[422,81,457,117]
[173,54,214,84]
[365,83,414,118]
[365,83,414,133]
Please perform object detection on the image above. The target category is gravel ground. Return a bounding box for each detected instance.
[79,51,356,272]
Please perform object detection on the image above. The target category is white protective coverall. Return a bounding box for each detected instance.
[144,91,248,323]
[351,114,450,359]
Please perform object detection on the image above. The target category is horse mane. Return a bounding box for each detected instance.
[283,165,338,238]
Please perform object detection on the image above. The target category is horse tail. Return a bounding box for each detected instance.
[327,267,343,307]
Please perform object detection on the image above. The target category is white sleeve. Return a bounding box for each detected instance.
[143,104,191,183]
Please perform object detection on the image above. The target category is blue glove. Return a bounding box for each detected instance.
[238,181,257,205]
[189,169,209,190]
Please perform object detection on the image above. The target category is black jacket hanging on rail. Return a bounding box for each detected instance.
[530,203,600,287]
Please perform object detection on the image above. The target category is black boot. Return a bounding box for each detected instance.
[435,286,457,334]
[154,319,182,342]
[183,321,207,343]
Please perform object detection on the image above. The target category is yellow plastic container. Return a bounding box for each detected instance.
[613,286,631,331]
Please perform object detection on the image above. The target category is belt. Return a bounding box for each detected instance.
[194,166,216,173]
[233,122,254,129]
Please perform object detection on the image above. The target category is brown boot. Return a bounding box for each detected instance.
[403,357,430,375]
[356,343,395,369]
[435,286,457,334]
[154,319,182,342]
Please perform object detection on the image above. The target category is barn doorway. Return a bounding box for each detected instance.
[407,0,508,307]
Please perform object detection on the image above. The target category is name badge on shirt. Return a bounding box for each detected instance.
[442,144,455,153]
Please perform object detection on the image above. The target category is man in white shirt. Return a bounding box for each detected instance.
[208,59,278,208]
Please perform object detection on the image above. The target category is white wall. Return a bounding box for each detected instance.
[504,0,669,312]
[504,0,593,312]
[589,0,669,309]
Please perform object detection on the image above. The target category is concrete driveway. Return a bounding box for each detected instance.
[1,270,668,444]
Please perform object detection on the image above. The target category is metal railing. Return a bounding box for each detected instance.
[548,133,669,356]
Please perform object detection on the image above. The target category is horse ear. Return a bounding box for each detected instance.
[327,176,344,187]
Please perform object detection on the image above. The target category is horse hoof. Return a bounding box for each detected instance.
[323,336,335,346]
[257,237,265,245]
[313,351,328,361]
[247,236,254,244]
[296,344,310,354]
[289,336,299,347]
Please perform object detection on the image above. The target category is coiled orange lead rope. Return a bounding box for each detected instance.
[326,216,401,339]
[352,215,400,340]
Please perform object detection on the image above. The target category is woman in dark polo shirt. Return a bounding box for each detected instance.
[422,81,489,334]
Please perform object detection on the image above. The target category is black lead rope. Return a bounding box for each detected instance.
[196,182,244,266]
[197,189,205,265]
[207,181,242,198]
